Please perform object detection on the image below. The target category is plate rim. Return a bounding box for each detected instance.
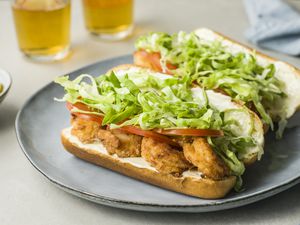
[15,54,300,212]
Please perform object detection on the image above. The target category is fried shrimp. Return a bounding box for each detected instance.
[97,129,120,153]
[183,137,230,180]
[71,116,101,143]
[108,129,142,157]
[71,116,142,157]
[141,137,192,176]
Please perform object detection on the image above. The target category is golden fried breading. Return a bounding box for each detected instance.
[108,129,142,157]
[141,137,192,176]
[71,116,142,157]
[97,129,120,153]
[71,117,101,143]
[183,137,229,180]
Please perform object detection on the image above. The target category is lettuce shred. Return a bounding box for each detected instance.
[135,32,287,135]
[55,72,224,130]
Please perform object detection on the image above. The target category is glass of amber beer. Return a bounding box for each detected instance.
[82,0,134,40]
[12,0,71,61]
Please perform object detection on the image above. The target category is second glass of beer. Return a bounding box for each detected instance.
[12,0,71,61]
[82,0,134,40]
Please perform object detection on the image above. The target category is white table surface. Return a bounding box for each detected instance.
[1,0,300,224]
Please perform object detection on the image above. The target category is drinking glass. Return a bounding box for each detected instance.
[12,0,71,61]
[82,0,134,40]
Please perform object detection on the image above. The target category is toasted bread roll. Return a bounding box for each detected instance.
[57,65,265,199]
[61,128,236,199]
[134,28,300,120]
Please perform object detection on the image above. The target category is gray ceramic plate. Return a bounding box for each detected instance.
[15,55,300,212]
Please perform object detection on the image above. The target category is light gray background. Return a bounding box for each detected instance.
[1,0,300,224]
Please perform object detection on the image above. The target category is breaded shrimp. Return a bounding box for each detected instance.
[71,116,142,157]
[108,129,142,157]
[141,137,192,176]
[183,137,229,180]
[71,116,101,143]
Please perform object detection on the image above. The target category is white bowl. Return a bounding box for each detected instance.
[0,68,12,103]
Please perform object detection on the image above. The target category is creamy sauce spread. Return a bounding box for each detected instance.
[194,28,300,118]
[192,88,239,111]
[182,170,203,179]
[63,128,204,178]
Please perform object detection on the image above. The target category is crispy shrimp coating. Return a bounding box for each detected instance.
[97,129,120,153]
[71,117,100,143]
[141,137,192,176]
[106,129,142,157]
[71,116,142,157]
[183,137,230,180]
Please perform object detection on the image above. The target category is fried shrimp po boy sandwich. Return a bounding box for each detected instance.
[55,65,264,199]
[134,28,300,137]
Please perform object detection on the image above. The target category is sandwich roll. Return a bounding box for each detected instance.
[194,28,300,119]
[134,28,300,137]
[55,65,264,199]
[61,127,236,199]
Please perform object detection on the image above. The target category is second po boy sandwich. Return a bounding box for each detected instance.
[55,65,264,199]
[134,28,300,137]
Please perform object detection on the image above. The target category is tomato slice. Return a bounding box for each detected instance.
[145,51,162,72]
[135,50,176,74]
[119,125,180,147]
[155,128,224,137]
[66,102,94,112]
[67,102,103,124]
[71,112,103,124]
[166,61,177,71]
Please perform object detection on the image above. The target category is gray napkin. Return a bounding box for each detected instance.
[244,0,300,56]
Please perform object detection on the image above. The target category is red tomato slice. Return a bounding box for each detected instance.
[166,61,177,71]
[135,50,176,74]
[66,102,93,112]
[67,102,103,124]
[119,125,180,147]
[145,51,162,72]
[155,128,224,137]
[71,112,103,124]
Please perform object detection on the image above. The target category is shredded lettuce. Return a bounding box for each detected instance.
[135,31,287,136]
[55,72,222,130]
[55,70,262,181]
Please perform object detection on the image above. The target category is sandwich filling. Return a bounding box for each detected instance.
[55,67,264,189]
[63,127,207,179]
[135,29,300,137]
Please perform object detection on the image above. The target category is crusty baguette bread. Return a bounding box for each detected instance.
[134,28,300,119]
[61,128,236,199]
